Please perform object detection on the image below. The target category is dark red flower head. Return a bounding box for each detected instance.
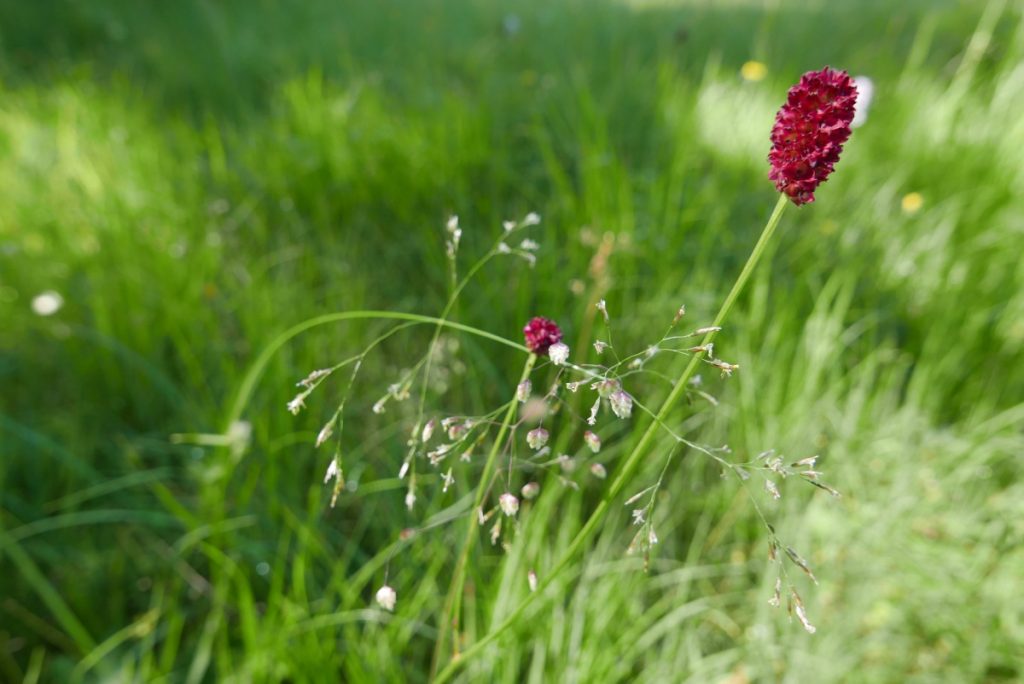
[523,316,563,355]
[768,67,857,205]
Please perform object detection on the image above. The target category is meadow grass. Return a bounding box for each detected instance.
[2,0,1023,681]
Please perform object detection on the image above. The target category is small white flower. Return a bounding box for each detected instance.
[375,585,397,612]
[388,382,410,401]
[596,299,608,321]
[769,577,782,607]
[793,596,817,634]
[528,569,538,592]
[446,215,460,233]
[497,242,512,254]
[286,396,306,415]
[593,340,608,355]
[587,397,600,426]
[522,212,541,226]
[609,390,633,419]
[442,468,454,493]
[421,419,435,444]
[516,380,532,403]
[398,461,410,479]
[590,463,607,479]
[405,490,416,511]
[297,368,331,388]
[31,291,63,316]
[584,430,601,453]
[323,459,339,484]
[709,358,739,377]
[519,239,540,251]
[526,427,549,450]
[316,422,334,448]
[447,422,468,441]
[548,342,569,366]
[427,443,454,466]
[499,492,520,517]
[372,398,387,414]
[521,482,540,499]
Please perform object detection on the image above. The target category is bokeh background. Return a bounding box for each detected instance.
[2,0,1023,681]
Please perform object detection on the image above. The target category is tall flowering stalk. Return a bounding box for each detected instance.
[433,67,857,682]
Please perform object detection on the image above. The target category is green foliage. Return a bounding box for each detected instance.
[1,0,1022,681]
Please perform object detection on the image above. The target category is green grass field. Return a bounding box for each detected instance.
[2,0,1023,681]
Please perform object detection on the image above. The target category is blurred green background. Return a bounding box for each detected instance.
[2,0,1023,681]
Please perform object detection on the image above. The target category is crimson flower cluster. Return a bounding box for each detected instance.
[523,316,562,355]
[768,67,857,205]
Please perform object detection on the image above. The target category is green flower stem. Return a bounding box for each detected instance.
[432,353,537,676]
[433,194,789,683]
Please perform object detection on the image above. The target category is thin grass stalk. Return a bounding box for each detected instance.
[434,194,789,683]
[432,353,537,675]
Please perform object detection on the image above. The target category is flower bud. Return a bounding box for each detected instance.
[526,427,549,450]
[596,378,620,398]
[609,390,633,419]
[421,419,435,443]
[447,422,468,441]
[521,482,541,499]
[499,492,520,517]
[375,585,397,612]
[516,379,532,403]
[584,430,601,453]
[548,342,570,366]
[315,422,334,448]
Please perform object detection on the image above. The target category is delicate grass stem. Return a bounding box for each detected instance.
[226,310,529,432]
[432,353,537,676]
[434,194,789,682]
